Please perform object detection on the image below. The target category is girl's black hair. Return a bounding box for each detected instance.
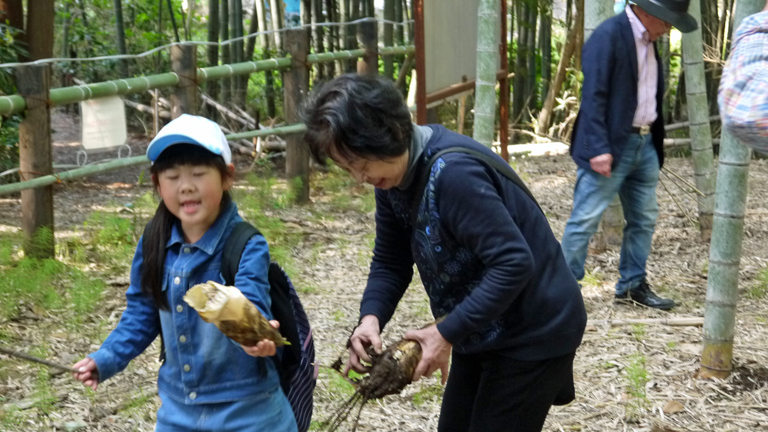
[300,74,413,165]
[142,143,232,310]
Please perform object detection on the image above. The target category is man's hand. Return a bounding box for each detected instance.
[241,320,280,357]
[590,153,614,177]
[344,315,382,375]
[404,325,452,385]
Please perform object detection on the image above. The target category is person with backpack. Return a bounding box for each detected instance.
[72,114,300,432]
[301,74,587,432]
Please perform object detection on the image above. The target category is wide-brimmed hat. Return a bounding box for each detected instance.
[632,0,698,33]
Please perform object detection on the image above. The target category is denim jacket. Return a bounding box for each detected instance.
[89,201,282,404]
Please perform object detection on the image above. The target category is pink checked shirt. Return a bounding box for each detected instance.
[626,5,658,127]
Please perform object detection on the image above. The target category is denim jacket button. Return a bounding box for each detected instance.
[176,305,183,313]
[189,392,197,400]
[183,364,191,372]
[183,247,191,254]
[179,335,187,343]
[174,276,181,285]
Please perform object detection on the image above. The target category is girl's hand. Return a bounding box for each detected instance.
[72,357,100,391]
[241,320,280,357]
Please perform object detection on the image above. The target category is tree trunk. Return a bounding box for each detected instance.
[220,0,231,107]
[229,0,243,109]
[0,0,23,34]
[573,0,584,72]
[156,0,163,73]
[113,0,129,78]
[536,0,581,135]
[313,0,326,84]
[325,0,336,77]
[26,0,55,61]
[207,0,220,119]
[383,0,395,79]
[341,0,356,71]
[540,7,551,101]
[166,0,181,42]
[473,0,500,147]
[61,1,71,59]
[681,0,715,241]
[699,0,763,381]
[526,4,538,114]
[245,1,258,61]
[660,33,670,122]
[513,0,527,130]
[186,0,196,39]
[270,0,284,51]
[256,0,276,118]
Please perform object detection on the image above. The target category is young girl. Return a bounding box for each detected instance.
[73,114,298,432]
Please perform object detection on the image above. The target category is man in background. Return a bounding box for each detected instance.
[561,0,697,310]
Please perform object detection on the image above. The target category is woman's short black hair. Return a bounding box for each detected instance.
[300,74,413,165]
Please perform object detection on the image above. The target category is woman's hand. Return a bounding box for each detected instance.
[344,315,382,375]
[404,325,452,385]
[72,357,100,391]
[241,320,280,357]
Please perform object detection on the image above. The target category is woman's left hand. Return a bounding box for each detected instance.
[404,325,452,385]
[241,320,280,357]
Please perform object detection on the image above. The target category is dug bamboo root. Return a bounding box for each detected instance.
[321,338,423,432]
[183,281,289,347]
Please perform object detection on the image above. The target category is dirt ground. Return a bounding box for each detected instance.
[1,110,768,431]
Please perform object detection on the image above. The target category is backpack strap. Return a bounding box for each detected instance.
[222,222,303,394]
[410,147,543,224]
[221,222,261,286]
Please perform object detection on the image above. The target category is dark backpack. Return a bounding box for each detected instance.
[146,221,317,432]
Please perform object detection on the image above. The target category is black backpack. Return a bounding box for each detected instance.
[146,221,317,432]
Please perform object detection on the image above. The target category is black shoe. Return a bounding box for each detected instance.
[615,280,675,310]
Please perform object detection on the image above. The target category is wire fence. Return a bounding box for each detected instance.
[0,17,415,69]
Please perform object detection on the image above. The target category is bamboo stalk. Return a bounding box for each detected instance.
[700,0,763,379]
[0,346,81,373]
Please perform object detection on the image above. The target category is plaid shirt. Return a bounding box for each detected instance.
[719,11,768,150]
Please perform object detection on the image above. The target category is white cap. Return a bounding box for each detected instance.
[146,114,232,164]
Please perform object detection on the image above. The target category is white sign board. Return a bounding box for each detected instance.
[423,0,500,95]
[80,96,127,152]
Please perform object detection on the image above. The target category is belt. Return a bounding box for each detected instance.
[632,125,652,136]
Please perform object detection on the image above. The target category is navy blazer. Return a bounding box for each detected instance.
[570,11,665,171]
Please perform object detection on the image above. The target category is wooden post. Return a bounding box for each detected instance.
[282,29,311,204]
[171,45,198,118]
[17,65,54,259]
[458,95,467,135]
[357,21,378,76]
[499,0,509,161]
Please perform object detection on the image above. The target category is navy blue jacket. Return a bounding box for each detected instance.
[570,11,666,171]
[361,125,587,360]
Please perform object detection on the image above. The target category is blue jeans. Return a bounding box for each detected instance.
[155,387,298,432]
[560,134,660,295]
